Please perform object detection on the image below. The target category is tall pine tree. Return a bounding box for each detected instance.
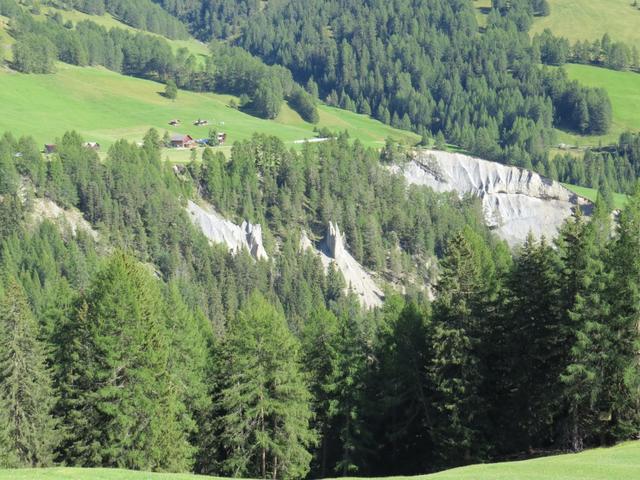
[0,278,57,467]
[216,292,316,479]
[428,232,487,465]
[57,253,192,471]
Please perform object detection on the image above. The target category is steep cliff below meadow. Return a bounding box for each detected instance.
[186,200,269,261]
[394,150,592,245]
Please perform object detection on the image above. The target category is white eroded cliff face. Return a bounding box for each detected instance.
[300,224,384,309]
[31,198,99,241]
[394,150,592,245]
[187,200,268,260]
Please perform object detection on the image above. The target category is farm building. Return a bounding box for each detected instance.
[170,134,195,148]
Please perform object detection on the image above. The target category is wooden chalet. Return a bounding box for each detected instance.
[170,134,195,148]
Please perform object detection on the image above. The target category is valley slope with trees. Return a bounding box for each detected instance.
[0,0,639,479]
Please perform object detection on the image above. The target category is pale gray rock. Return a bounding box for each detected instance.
[394,150,592,245]
[300,224,384,309]
[187,200,268,260]
[31,198,99,241]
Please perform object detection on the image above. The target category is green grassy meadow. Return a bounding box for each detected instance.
[531,0,640,45]
[473,0,493,28]
[0,64,418,161]
[1,442,638,480]
[553,64,640,147]
[563,183,629,209]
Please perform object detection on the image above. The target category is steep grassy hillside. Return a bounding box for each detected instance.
[531,0,640,45]
[0,64,418,161]
[554,64,640,146]
[1,442,638,480]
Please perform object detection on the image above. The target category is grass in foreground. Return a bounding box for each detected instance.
[0,64,418,161]
[530,0,640,45]
[1,442,639,480]
[563,183,629,209]
[554,64,640,147]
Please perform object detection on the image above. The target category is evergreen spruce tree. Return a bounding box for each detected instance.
[58,253,193,471]
[606,185,640,440]
[558,206,613,450]
[428,232,487,465]
[216,292,316,479]
[502,234,564,451]
[375,300,435,475]
[0,278,57,467]
[301,307,341,478]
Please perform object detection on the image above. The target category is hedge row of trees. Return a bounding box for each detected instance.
[535,30,640,71]
[1,129,639,476]
[546,131,640,195]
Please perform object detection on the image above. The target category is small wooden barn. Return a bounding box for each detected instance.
[170,134,195,148]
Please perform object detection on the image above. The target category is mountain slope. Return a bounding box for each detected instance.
[0,64,417,160]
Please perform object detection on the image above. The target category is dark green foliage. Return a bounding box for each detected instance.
[0,278,57,467]
[537,32,639,71]
[72,0,189,39]
[153,0,259,39]
[557,207,612,450]
[0,124,637,477]
[289,88,319,124]
[605,186,640,439]
[428,232,488,465]
[57,252,194,471]
[253,76,284,119]
[499,235,566,451]
[214,292,316,479]
[12,33,57,73]
[551,132,640,194]
[164,79,178,99]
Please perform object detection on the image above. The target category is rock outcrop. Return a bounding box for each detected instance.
[394,150,592,245]
[301,224,384,309]
[187,200,268,260]
[31,198,99,241]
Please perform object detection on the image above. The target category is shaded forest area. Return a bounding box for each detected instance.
[0,131,638,478]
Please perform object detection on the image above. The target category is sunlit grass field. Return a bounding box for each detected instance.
[1,442,638,480]
[563,183,629,209]
[0,64,418,161]
[530,0,640,45]
[554,64,640,147]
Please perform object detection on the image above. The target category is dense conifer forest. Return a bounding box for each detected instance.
[151,0,613,168]
[0,0,640,478]
[0,130,638,477]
